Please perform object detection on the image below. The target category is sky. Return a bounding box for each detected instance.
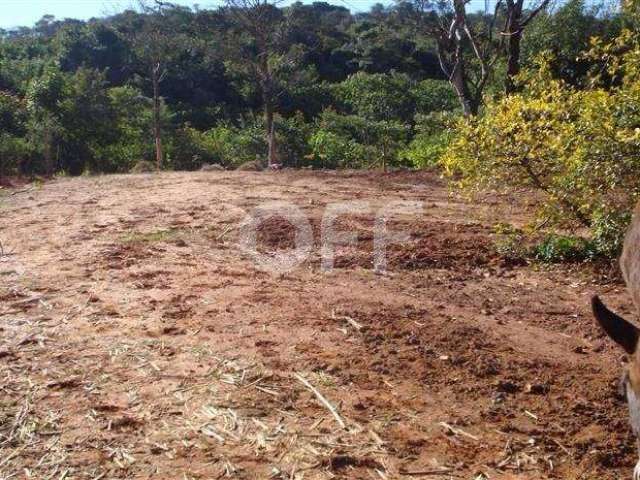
[0,0,395,29]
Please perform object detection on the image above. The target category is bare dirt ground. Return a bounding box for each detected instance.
[0,170,636,479]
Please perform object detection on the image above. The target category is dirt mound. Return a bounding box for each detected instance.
[388,221,496,271]
[249,215,526,273]
[329,219,497,271]
[256,215,297,251]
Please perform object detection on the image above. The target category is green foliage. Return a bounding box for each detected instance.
[308,108,408,169]
[0,92,30,175]
[280,77,334,120]
[170,114,314,172]
[25,66,66,115]
[334,71,416,122]
[0,133,33,176]
[170,127,224,171]
[215,123,267,167]
[590,208,633,258]
[22,67,162,175]
[275,113,313,167]
[170,123,266,170]
[97,85,157,173]
[0,92,27,136]
[0,0,628,184]
[522,0,620,85]
[60,68,118,174]
[412,79,459,115]
[399,112,456,168]
[532,234,596,263]
[309,129,372,169]
[492,223,599,264]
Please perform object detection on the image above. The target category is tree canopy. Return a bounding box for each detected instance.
[0,0,622,176]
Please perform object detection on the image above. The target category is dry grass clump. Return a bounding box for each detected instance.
[200,163,225,172]
[130,161,156,174]
[236,160,264,172]
[0,374,69,479]
[155,357,395,479]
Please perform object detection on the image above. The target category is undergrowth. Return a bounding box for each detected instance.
[493,223,605,265]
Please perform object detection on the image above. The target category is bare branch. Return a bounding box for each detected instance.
[521,0,551,27]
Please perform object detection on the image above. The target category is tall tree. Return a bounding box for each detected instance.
[401,0,500,116]
[224,0,287,167]
[401,0,551,113]
[122,1,179,170]
[435,0,500,115]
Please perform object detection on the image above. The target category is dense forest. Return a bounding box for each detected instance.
[1,0,640,257]
[0,0,620,175]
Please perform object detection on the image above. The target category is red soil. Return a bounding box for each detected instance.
[0,170,635,479]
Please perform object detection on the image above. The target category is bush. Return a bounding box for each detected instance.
[171,115,314,170]
[170,122,267,170]
[210,123,266,167]
[308,129,373,169]
[308,109,409,169]
[442,42,640,258]
[275,113,313,167]
[532,234,596,263]
[171,126,225,171]
[0,133,33,176]
[399,112,457,169]
[492,224,600,264]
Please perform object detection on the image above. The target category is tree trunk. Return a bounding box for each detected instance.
[436,23,479,117]
[263,86,277,167]
[505,30,522,93]
[266,105,276,167]
[382,142,387,173]
[505,2,524,94]
[152,68,163,171]
[43,124,53,175]
[450,61,477,116]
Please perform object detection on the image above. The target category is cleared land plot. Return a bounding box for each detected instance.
[0,170,635,479]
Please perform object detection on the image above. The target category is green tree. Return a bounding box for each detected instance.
[0,92,30,177]
[120,2,183,170]
[223,0,290,167]
[522,0,619,86]
[335,71,416,122]
[25,65,66,174]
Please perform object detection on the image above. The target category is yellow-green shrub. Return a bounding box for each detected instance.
[443,40,640,257]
